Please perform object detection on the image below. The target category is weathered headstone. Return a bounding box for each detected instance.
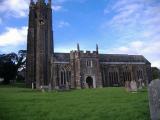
[125,81,138,92]
[148,79,160,120]
[142,82,145,87]
[32,82,34,90]
[65,81,70,90]
[55,86,59,90]
[125,81,131,91]
[138,79,143,89]
[40,85,50,92]
[0,78,4,82]
[48,83,52,92]
[130,80,137,92]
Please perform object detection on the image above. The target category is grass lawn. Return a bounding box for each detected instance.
[0,85,150,120]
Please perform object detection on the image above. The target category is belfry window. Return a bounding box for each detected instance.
[86,60,92,67]
[39,19,45,25]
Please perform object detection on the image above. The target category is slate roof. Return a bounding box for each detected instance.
[53,53,150,64]
[99,54,150,64]
[54,53,70,62]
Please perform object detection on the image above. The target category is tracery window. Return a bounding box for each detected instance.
[60,68,71,86]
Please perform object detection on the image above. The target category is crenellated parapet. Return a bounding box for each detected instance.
[70,50,98,59]
[29,0,52,8]
[70,43,99,59]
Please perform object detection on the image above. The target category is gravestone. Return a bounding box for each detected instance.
[48,83,52,92]
[125,81,131,91]
[32,82,34,90]
[138,79,143,89]
[142,82,145,87]
[65,81,70,90]
[130,80,137,92]
[148,79,160,120]
[0,78,4,82]
[125,81,138,92]
[40,85,49,92]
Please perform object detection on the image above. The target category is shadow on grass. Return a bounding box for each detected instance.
[0,83,26,88]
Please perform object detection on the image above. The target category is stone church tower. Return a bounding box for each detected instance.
[26,0,53,89]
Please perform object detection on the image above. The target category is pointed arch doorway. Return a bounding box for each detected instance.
[86,76,93,88]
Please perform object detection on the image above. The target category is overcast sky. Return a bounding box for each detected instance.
[0,0,160,68]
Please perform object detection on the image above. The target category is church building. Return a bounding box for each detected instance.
[26,0,152,89]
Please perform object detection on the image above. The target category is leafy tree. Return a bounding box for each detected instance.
[152,67,160,80]
[2,61,17,84]
[0,50,27,84]
[17,50,26,82]
[17,50,26,71]
[0,53,18,84]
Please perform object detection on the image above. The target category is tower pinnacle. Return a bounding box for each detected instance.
[48,0,51,4]
[37,0,45,3]
[30,0,34,5]
[77,43,80,51]
[48,0,52,7]
[96,44,98,54]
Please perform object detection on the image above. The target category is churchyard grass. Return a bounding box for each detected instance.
[0,85,150,120]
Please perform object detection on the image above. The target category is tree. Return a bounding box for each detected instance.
[0,50,27,84]
[0,53,18,84]
[17,50,26,71]
[17,50,26,82]
[2,61,17,84]
[152,67,160,80]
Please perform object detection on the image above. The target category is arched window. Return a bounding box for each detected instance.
[108,71,119,86]
[123,71,131,82]
[61,71,63,85]
[64,72,66,84]
[60,67,71,86]
[66,71,71,82]
[86,60,92,67]
[128,72,131,81]
[137,70,143,80]
[60,68,66,86]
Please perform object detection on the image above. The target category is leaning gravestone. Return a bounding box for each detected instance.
[148,79,160,120]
